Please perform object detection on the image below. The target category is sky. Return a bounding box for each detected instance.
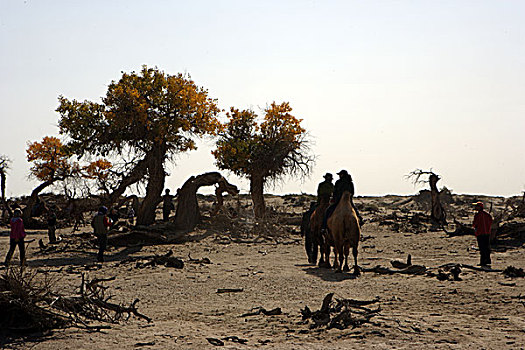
[1,0,524,198]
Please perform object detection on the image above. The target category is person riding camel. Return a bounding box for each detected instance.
[322,170,363,231]
[317,173,334,204]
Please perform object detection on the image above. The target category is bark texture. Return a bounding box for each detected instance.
[174,172,229,231]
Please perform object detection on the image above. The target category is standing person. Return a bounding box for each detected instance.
[91,206,111,263]
[162,189,175,222]
[47,206,58,244]
[317,173,334,204]
[4,208,26,267]
[126,202,135,225]
[472,202,493,266]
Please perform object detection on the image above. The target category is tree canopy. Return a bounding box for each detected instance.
[26,136,75,183]
[57,66,221,224]
[213,102,313,218]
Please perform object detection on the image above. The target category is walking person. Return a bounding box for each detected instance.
[472,201,493,266]
[91,206,111,263]
[4,208,27,267]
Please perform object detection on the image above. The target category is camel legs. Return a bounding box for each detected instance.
[352,245,360,276]
[342,243,350,272]
[321,243,331,268]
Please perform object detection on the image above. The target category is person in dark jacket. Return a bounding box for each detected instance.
[91,206,111,262]
[317,173,334,204]
[322,170,363,230]
[162,189,175,221]
[472,202,493,266]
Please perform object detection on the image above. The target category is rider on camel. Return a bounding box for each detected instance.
[322,170,363,231]
[317,173,334,204]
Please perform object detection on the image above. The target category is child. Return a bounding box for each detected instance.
[4,208,27,266]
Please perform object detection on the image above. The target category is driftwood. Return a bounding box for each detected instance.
[187,254,212,265]
[390,254,412,269]
[52,273,151,323]
[217,288,243,294]
[438,263,503,273]
[361,264,427,275]
[300,293,381,330]
[120,250,184,269]
[503,266,525,278]
[0,269,150,338]
[241,307,282,317]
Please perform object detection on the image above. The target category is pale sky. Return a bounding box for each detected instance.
[1,0,524,198]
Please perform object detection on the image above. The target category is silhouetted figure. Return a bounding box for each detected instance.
[162,189,175,222]
[317,173,334,204]
[322,170,362,230]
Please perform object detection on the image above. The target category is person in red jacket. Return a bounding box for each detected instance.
[472,202,493,266]
[4,208,27,266]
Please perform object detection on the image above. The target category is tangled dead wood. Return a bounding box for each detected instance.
[0,268,150,340]
[300,293,381,330]
[118,250,184,269]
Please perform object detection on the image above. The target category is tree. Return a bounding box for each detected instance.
[57,66,221,225]
[173,172,238,231]
[406,169,447,227]
[25,136,78,224]
[213,102,313,219]
[0,155,12,219]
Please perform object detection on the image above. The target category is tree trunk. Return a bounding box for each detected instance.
[429,174,446,226]
[136,145,166,226]
[250,174,266,219]
[1,171,12,220]
[211,177,239,216]
[173,172,224,231]
[22,180,54,227]
[105,156,150,207]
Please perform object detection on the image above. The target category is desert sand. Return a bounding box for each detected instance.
[1,194,524,349]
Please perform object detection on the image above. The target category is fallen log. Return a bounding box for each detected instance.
[361,264,427,275]
[438,263,503,273]
[241,307,282,317]
[217,288,243,294]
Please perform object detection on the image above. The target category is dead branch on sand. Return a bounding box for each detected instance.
[0,268,150,339]
[300,293,381,330]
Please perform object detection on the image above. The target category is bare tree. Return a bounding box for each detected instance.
[0,155,12,219]
[406,169,447,227]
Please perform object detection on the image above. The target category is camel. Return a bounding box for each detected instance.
[309,196,331,267]
[327,190,361,275]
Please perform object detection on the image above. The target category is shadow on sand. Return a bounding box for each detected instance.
[27,245,144,268]
[301,265,358,282]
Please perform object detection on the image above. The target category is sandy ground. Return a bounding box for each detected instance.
[1,195,524,349]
